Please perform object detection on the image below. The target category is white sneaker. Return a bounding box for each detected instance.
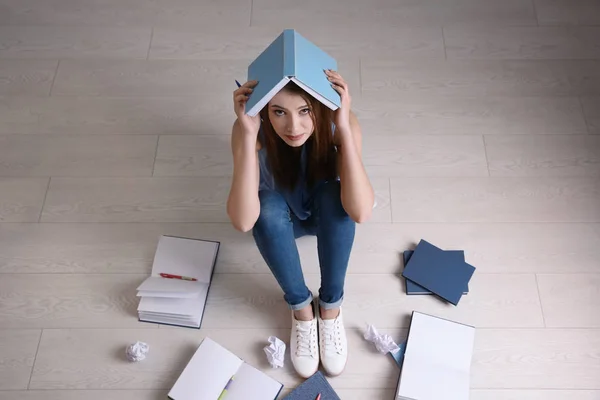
[318,306,348,376]
[290,306,319,378]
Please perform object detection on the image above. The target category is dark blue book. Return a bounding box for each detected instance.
[281,371,340,400]
[403,250,469,295]
[401,239,475,306]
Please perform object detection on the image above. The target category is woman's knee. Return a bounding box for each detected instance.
[253,190,292,236]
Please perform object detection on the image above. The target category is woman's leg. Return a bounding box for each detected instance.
[312,180,355,376]
[313,180,356,313]
[252,189,319,378]
[251,189,313,313]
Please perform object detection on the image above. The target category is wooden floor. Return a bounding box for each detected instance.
[1,0,600,398]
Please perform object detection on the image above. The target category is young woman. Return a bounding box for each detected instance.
[227,70,374,378]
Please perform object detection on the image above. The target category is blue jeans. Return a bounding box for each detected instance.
[252,181,356,311]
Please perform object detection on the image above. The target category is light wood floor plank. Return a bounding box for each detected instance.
[472,329,600,389]
[0,135,157,177]
[0,26,152,59]
[0,223,249,274]
[537,273,600,328]
[0,96,236,136]
[444,26,600,59]
[153,135,232,177]
[581,96,600,134]
[200,273,543,329]
[151,25,444,60]
[40,177,230,223]
[471,390,600,400]
[0,178,48,222]
[369,177,392,223]
[363,134,488,177]
[485,134,600,177]
[0,59,57,96]
[350,223,600,274]
[0,0,251,28]
[0,391,169,400]
[251,0,537,28]
[534,0,600,26]
[0,329,41,390]
[353,95,589,136]
[390,177,600,223]
[0,274,155,329]
[361,59,600,98]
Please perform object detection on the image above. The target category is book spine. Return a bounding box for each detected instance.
[283,29,296,77]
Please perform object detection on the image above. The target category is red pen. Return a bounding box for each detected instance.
[315,394,321,400]
[160,273,197,281]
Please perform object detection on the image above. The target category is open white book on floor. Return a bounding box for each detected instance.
[136,235,220,328]
[396,311,475,400]
[168,337,283,400]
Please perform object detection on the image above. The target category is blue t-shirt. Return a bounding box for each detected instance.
[257,124,338,220]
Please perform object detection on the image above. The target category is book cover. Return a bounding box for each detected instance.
[403,250,469,295]
[282,371,340,400]
[245,29,340,116]
[395,311,475,400]
[401,240,475,305]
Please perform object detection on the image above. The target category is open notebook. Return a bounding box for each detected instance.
[168,337,283,400]
[136,235,220,328]
[396,312,475,400]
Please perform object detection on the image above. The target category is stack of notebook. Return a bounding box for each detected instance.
[136,235,220,329]
[395,311,476,400]
[402,239,476,305]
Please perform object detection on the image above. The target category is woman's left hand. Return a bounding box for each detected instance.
[326,69,352,133]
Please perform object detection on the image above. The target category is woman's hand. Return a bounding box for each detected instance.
[233,80,261,136]
[326,69,352,133]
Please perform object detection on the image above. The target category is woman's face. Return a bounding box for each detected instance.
[267,89,314,147]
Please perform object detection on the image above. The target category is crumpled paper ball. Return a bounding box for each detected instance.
[126,341,149,362]
[263,336,286,368]
[364,324,400,354]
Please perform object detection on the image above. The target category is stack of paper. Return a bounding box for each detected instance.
[136,235,220,329]
[402,239,475,305]
[168,337,283,400]
[396,312,475,400]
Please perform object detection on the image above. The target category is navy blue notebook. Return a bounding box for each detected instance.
[404,250,469,295]
[281,371,340,400]
[401,239,475,305]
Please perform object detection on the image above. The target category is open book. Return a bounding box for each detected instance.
[168,337,283,400]
[396,312,475,400]
[136,235,220,328]
[244,29,341,116]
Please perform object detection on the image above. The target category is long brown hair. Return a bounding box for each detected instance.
[259,82,338,191]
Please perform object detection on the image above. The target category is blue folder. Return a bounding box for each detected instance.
[401,239,475,305]
[404,250,469,295]
[281,371,340,400]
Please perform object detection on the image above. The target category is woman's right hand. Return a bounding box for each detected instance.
[233,80,261,136]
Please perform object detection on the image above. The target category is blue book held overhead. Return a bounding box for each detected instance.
[403,250,469,295]
[244,29,341,116]
[401,240,475,306]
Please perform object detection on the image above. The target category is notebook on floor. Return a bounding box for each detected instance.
[281,371,340,400]
[136,234,220,328]
[401,239,475,305]
[168,337,283,400]
[396,311,475,400]
[403,250,469,295]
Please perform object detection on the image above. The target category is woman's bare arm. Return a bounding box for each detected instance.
[226,119,261,232]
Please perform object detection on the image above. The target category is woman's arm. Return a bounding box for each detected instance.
[336,110,374,223]
[226,118,261,232]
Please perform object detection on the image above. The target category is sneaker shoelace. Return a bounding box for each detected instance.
[295,321,316,357]
[321,318,342,355]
